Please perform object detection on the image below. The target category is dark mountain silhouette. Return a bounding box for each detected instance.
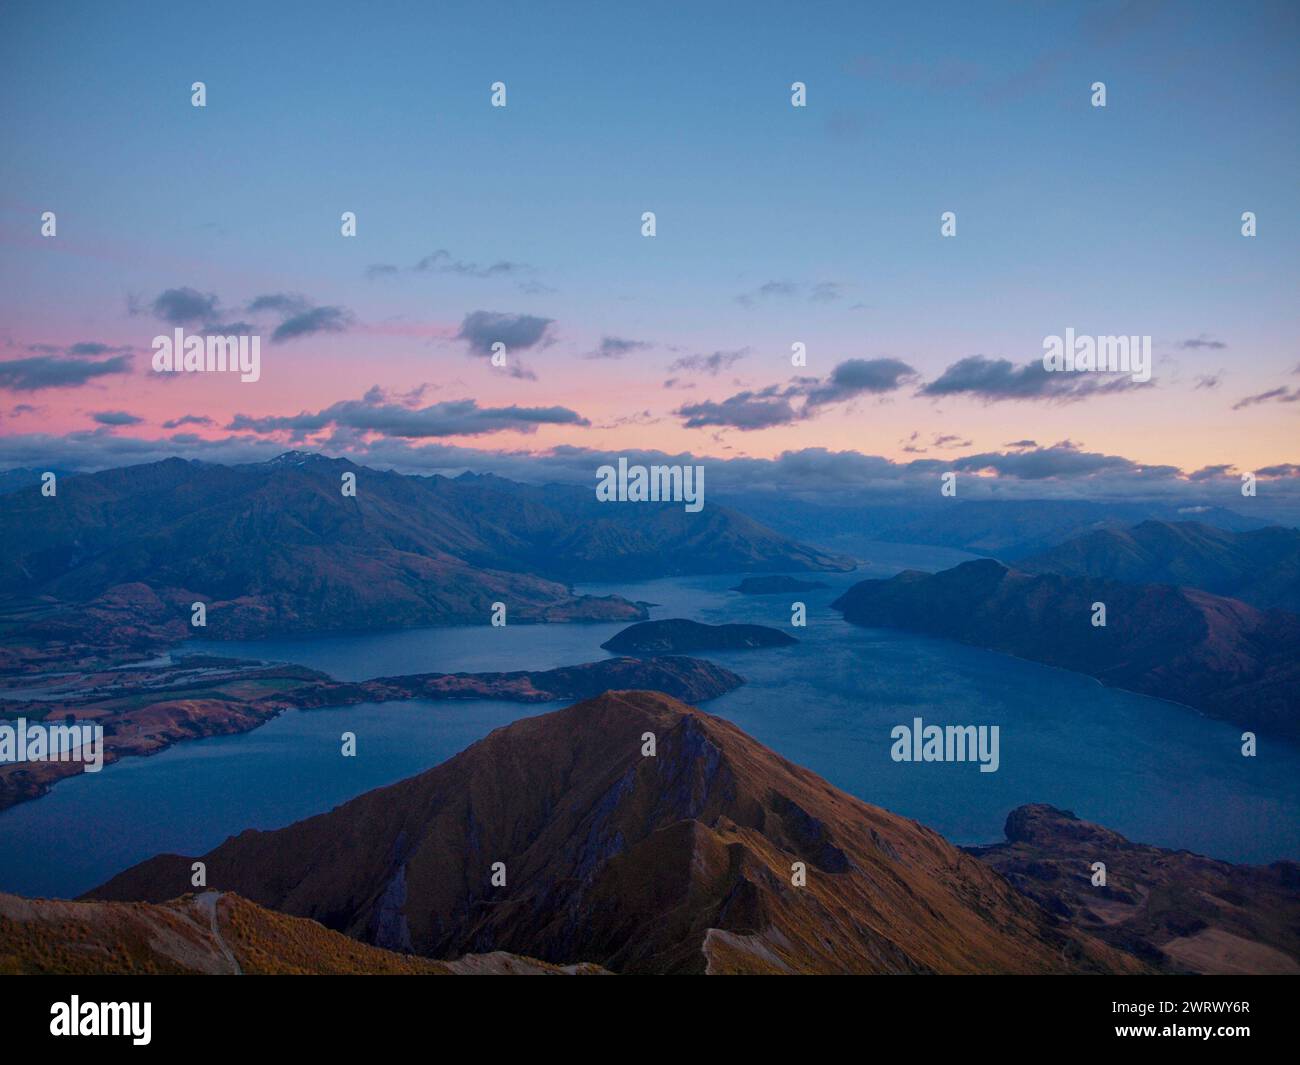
[601,618,797,654]
[0,453,851,639]
[971,805,1300,974]
[89,691,1140,974]
[730,495,1268,561]
[832,559,1300,739]
[0,467,75,496]
[1020,520,1300,613]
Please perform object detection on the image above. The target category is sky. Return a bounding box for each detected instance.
[0,0,1297,503]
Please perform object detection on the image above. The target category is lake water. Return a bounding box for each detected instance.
[2,541,1297,898]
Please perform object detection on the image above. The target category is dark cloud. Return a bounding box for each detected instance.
[1179,335,1228,350]
[204,321,260,337]
[271,305,354,343]
[162,414,215,429]
[952,441,1179,481]
[228,391,588,440]
[594,409,663,430]
[361,383,436,408]
[802,357,917,407]
[920,355,1148,402]
[1194,374,1221,390]
[148,287,220,325]
[92,410,143,426]
[736,280,843,307]
[455,310,555,358]
[134,288,353,343]
[247,293,310,315]
[366,250,532,283]
[585,336,652,360]
[675,357,916,430]
[0,351,133,391]
[1232,386,1300,410]
[67,342,130,357]
[26,341,131,358]
[676,388,799,431]
[668,349,748,375]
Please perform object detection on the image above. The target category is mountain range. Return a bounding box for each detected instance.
[88,691,1140,975]
[832,559,1300,740]
[0,453,850,642]
[727,496,1271,560]
[1020,520,1300,614]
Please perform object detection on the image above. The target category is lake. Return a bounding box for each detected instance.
[2,541,1297,898]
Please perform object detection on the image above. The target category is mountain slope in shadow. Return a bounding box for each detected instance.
[89,691,1140,975]
[0,890,604,975]
[1020,519,1300,613]
[833,559,1300,740]
[971,805,1300,975]
[0,454,853,639]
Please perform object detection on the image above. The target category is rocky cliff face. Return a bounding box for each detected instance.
[89,691,1140,975]
[971,805,1300,975]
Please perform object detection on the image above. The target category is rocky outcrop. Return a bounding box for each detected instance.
[970,804,1300,975]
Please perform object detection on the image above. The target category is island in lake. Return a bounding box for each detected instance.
[601,618,798,654]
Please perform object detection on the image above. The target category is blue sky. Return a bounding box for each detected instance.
[0,0,1297,498]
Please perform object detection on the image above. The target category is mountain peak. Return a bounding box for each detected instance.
[265,450,342,467]
[89,690,1138,974]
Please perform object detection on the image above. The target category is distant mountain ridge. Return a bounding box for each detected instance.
[833,559,1300,739]
[1020,520,1300,613]
[727,496,1271,561]
[0,453,851,639]
[89,691,1139,974]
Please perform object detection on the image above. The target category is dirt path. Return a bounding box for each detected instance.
[194,891,243,975]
